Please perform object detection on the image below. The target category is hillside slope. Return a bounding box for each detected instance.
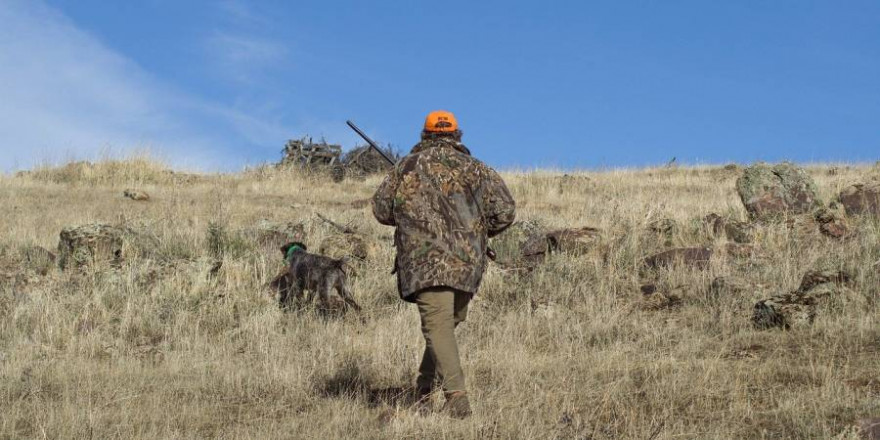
[1,160,878,439]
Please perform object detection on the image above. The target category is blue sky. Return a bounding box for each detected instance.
[1,0,878,171]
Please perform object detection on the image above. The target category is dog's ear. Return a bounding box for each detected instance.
[291,241,308,252]
[280,242,294,256]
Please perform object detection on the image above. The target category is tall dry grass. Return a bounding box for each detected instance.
[1,159,878,439]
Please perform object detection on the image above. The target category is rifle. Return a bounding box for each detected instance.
[346,120,396,166]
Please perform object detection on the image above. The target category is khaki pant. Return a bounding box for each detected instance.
[414,286,472,393]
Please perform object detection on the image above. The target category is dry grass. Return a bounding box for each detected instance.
[1,159,878,439]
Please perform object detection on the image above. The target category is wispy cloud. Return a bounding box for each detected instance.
[0,0,290,172]
[204,32,287,85]
[218,0,268,27]
[204,1,289,86]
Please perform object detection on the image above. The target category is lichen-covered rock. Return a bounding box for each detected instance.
[814,207,850,239]
[752,268,851,329]
[753,293,815,329]
[644,247,713,270]
[798,268,850,291]
[839,182,880,217]
[57,224,124,269]
[736,163,821,221]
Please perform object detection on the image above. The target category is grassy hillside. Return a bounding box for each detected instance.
[1,159,878,439]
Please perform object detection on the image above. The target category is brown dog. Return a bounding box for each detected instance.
[271,242,360,313]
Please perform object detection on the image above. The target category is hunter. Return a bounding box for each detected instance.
[372,110,516,418]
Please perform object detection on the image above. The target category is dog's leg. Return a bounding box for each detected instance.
[340,282,361,312]
[284,280,304,310]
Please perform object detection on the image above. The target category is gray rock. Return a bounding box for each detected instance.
[839,182,880,217]
[736,163,821,221]
[57,224,124,270]
[752,268,851,329]
[644,247,713,270]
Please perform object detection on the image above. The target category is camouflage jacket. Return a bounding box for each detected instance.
[372,137,516,300]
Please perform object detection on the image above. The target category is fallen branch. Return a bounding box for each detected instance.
[316,212,357,234]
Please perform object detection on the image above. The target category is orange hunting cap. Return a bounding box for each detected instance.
[423,110,458,133]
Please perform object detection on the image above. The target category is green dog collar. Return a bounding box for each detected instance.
[285,244,304,261]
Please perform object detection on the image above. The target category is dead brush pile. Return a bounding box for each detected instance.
[0,160,878,439]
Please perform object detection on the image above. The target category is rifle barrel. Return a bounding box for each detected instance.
[346,120,396,165]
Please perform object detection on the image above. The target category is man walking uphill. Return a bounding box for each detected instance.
[372,110,516,418]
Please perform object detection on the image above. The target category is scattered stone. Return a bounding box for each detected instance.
[123,189,150,201]
[752,268,851,329]
[839,182,880,217]
[57,224,124,270]
[644,247,713,270]
[640,283,657,295]
[648,218,677,236]
[752,292,814,329]
[815,207,850,239]
[736,162,821,221]
[859,418,880,440]
[798,269,850,292]
[546,227,601,256]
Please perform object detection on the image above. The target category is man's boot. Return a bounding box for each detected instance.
[442,391,472,419]
[412,387,433,415]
